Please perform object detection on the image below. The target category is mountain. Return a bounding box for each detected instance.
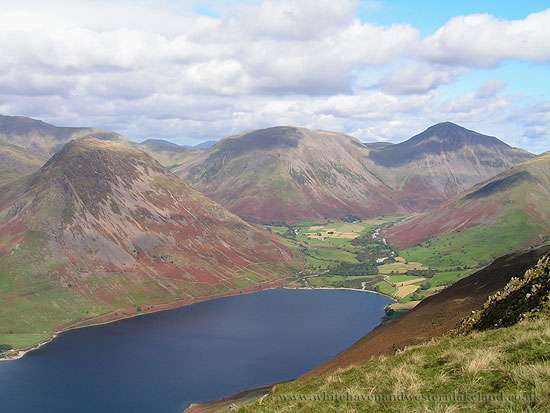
[0,142,48,186]
[140,139,217,150]
[0,137,298,350]
[140,138,182,148]
[183,140,217,149]
[384,152,550,259]
[0,114,127,155]
[134,139,198,169]
[172,123,532,223]
[362,141,394,149]
[365,122,534,211]
[173,126,400,223]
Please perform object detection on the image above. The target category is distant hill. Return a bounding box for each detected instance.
[174,126,400,222]
[140,138,182,148]
[134,139,198,169]
[0,142,48,186]
[140,139,217,150]
[0,137,298,351]
[0,114,127,155]
[183,140,217,149]
[362,141,394,149]
[173,123,533,222]
[366,122,534,211]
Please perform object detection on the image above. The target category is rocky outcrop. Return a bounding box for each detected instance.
[454,254,550,334]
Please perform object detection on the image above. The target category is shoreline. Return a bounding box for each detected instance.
[283,285,397,301]
[0,277,290,362]
[1,281,397,362]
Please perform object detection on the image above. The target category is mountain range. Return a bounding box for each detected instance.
[173,126,400,222]
[1,115,534,225]
[0,114,126,156]
[174,122,533,222]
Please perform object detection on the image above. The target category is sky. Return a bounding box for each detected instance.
[0,0,549,153]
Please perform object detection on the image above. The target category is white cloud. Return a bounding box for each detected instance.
[420,10,550,67]
[476,80,507,99]
[0,1,548,152]
[376,61,466,95]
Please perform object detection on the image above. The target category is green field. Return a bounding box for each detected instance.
[373,280,396,296]
[261,210,548,306]
[261,215,471,303]
[387,274,420,283]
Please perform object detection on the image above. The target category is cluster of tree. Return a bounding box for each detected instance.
[0,344,13,352]
[328,261,378,276]
[269,221,288,227]
[420,281,432,290]
[406,269,436,278]
[326,275,384,289]
[282,227,297,240]
[340,214,361,223]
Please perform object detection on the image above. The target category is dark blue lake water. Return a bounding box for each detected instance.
[0,288,392,412]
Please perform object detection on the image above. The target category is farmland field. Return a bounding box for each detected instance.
[257,212,514,307]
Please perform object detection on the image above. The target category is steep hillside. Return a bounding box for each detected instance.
[384,152,550,268]
[0,114,127,155]
[366,122,534,211]
[174,126,400,223]
[0,138,299,352]
[0,142,48,185]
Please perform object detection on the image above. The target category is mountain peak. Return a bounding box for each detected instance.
[368,122,532,168]
[43,136,155,172]
[0,114,127,155]
[140,138,182,148]
[410,122,507,149]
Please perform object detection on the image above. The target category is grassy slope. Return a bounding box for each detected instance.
[389,153,550,274]
[243,315,549,412]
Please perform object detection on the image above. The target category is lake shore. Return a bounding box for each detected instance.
[0,277,289,362]
[1,279,398,362]
[283,285,397,301]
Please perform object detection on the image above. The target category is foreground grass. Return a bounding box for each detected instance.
[241,315,550,412]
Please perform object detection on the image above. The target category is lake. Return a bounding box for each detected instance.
[0,288,392,412]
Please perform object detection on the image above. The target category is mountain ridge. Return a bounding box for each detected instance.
[174,123,533,222]
[174,126,400,222]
